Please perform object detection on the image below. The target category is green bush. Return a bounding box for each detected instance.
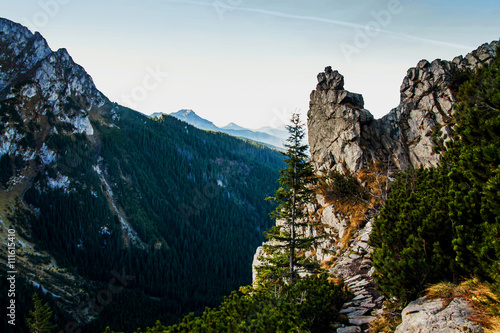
[370,47,500,303]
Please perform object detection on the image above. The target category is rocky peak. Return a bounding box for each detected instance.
[301,41,499,332]
[308,41,499,175]
[0,17,118,201]
[0,18,52,91]
[0,18,112,159]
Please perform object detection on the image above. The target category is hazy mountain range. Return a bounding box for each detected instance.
[151,109,288,150]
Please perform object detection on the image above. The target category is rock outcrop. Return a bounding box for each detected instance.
[254,40,499,333]
[308,41,499,175]
[394,297,484,333]
[305,41,499,333]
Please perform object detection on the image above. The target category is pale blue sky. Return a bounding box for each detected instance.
[3,0,499,128]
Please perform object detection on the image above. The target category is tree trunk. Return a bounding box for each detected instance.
[290,156,297,284]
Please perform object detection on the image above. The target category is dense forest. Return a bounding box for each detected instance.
[1,105,284,332]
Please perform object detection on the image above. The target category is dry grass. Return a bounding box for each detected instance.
[369,313,402,333]
[368,300,403,333]
[426,279,500,332]
[315,164,387,248]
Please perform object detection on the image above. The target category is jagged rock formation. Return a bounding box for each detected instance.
[308,41,499,175]
[306,41,498,333]
[394,297,484,332]
[253,40,499,333]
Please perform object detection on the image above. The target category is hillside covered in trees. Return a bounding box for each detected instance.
[0,18,284,333]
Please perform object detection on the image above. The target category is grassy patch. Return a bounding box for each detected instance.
[426,279,500,332]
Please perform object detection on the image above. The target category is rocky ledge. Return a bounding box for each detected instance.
[394,297,483,332]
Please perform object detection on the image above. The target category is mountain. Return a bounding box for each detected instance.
[167,109,220,131]
[162,109,287,149]
[255,125,289,139]
[0,18,283,333]
[221,122,247,131]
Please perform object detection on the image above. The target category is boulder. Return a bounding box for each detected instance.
[395,297,484,333]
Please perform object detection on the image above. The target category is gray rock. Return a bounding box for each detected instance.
[351,279,370,288]
[395,297,484,333]
[348,315,377,325]
[339,307,359,314]
[352,294,369,301]
[337,326,361,333]
[360,302,376,309]
[345,274,363,283]
[347,308,369,317]
[308,41,499,175]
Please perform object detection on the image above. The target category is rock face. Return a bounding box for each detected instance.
[253,41,499,333]
[308,41,499,174]
[0,17,110,159]
[304,42,499,333]
[395,297,484,333]
[0,18,122,324]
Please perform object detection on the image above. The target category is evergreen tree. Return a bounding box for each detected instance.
[27,292,58,333]
[257,113,320,284]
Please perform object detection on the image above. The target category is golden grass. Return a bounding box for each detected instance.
[368,313,402,333]
[314,164,387,248]
[426,279,500,332]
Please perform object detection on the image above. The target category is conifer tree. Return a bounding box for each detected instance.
[27,292,58,333]
[257,113,320,284]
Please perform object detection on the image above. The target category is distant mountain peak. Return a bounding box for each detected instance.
[166,110,287,149]
[169,109,219,131]
[222,122,248,132]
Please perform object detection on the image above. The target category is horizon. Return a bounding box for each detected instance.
[2,0,499,129]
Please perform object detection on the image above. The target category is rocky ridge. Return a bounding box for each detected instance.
[0,17,142,324]
[308,41,499,175]
[308,41,498,332]
[253,40,499,333]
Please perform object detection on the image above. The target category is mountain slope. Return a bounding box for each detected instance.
[0,17,283,333]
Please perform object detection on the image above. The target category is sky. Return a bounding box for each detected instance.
[2,0,500,129]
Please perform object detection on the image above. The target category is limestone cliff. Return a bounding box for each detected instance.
[310,41,498,333]
[308,41,499,175]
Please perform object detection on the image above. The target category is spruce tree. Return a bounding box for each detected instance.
[27,292,58,333]
[257,113,320,284]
